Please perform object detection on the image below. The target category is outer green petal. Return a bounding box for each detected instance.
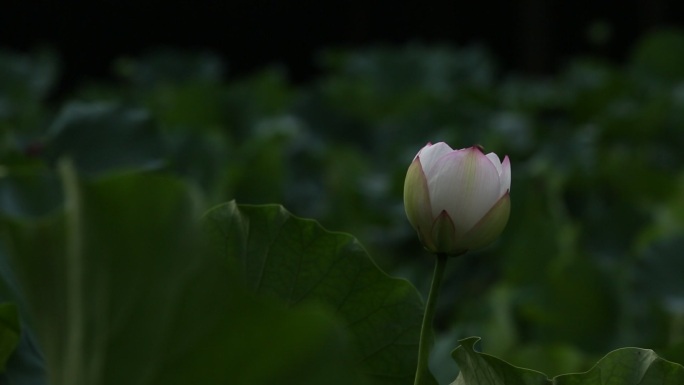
[459,191,510,251]
[404,157,434,248]
[430,210,467,255]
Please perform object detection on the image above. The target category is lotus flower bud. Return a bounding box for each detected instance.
[404,142,511,255]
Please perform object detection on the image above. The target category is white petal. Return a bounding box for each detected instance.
[460,192,510,251]
[485,152,503,175]
[427,147,501,236]
[500,155,511,196]
[417,142,453,176]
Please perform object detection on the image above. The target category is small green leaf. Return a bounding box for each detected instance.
[44,102,166,175]
[553,346,684,385]
[0,238,47,385]
[0,302,20,372]
[0,171,62,218]
[631,28,684,80]
[203,202,427,385]
[451,337,549,385]
[451,337,684,385]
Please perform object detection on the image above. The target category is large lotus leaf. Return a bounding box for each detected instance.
[203,201,429,385]
[1,164,364,385]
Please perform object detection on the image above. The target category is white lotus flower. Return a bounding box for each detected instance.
[404,142,511,255]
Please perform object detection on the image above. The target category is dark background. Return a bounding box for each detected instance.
[2,1,683,92]
[4,2,684,382]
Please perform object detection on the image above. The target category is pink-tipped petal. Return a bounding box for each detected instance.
[427,147,501,236]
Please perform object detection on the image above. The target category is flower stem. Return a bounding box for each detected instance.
[414,253,448,385]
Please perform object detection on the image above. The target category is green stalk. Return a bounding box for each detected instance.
[414,253,448,385]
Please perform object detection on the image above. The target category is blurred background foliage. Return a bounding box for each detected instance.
[2,27,684,383]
